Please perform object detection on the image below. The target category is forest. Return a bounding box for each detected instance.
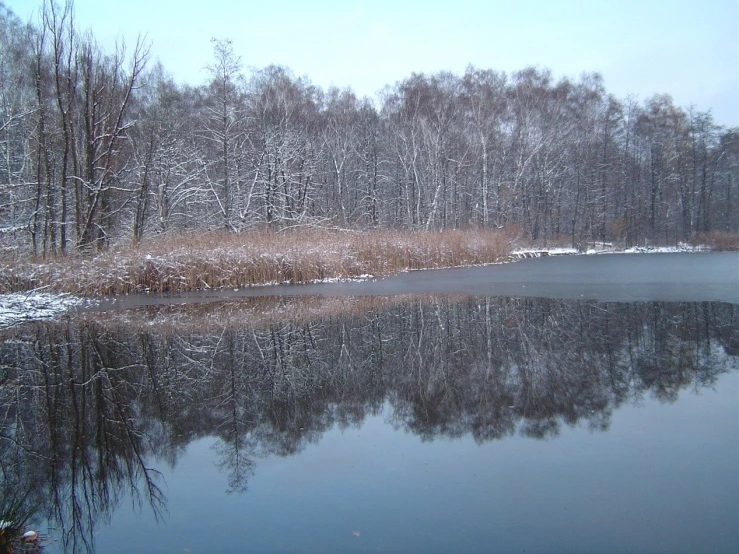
[1,0,738,260]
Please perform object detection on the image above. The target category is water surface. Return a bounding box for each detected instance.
[1,254,737,553]
[91,252,739,311]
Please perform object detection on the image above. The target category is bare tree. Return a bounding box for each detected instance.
[201,38,242,229]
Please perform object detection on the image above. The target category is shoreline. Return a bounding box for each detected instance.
[0,244,731,330]
[0,229,512,296]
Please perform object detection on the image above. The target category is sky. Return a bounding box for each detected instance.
[5,0,738,126]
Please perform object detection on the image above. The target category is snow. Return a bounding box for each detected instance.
[623,243,709,254]
[512,243,709,257]
[311,273,375,284]
[0,292,86,329]
[511,248,578,257]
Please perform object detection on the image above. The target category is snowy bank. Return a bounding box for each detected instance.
[623,243,710,254]
[512,243,710,258]
[511,247,578,258]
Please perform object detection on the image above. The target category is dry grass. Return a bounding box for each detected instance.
[692,231,739,251]
[0,228,511,296]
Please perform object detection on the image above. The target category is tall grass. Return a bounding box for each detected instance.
[0,489,39,550]
[0,228,511,296]
[692,231,739,251]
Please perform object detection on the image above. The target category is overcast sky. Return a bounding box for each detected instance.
[6,0,738,126]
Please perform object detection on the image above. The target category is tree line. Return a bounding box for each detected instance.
[1,0,737,257]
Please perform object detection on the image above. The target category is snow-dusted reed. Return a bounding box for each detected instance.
[0,228,510,296]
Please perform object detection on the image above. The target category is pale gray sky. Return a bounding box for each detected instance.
[6,0,738,126]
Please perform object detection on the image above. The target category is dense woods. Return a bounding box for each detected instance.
[1,1,737,259]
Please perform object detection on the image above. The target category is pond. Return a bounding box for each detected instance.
[1,253,737,553]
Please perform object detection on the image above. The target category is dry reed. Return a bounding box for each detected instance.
[692,231,739,251]
[0,228,511,296]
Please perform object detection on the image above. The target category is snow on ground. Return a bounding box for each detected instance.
[0,292,86,329]
[512,243,709,257]
[310,274,375,284]
[511,247,578,258]
[623,243,710,254]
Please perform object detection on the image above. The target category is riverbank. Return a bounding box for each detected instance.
[2,228,736,299]
[1,228,736,329]
[0,228,511,296]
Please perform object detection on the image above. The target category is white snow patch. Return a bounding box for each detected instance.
[0,292,85,329]
[623,243,709,254]
[511,248,578,258]
[310,274,375,284]
[512,243,710,258]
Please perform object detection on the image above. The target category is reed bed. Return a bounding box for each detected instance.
[692,231,739,251]
[0,228,511,296]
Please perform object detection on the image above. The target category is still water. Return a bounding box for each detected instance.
[1,253,737,553]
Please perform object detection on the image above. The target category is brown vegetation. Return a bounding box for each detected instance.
[692,231,739,251]
[0,228,511,296]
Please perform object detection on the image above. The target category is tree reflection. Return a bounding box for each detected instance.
[0,297,736,552]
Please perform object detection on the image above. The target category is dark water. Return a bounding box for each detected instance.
[1,254,738,553]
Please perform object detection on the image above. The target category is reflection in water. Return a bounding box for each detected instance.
[0,297,736,552]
